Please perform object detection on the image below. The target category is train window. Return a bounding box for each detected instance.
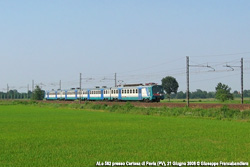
[136,89,138,93]
[130,89,132,93]
[133,89,135,93]
[116,90,118,94]
[122,90,123,93]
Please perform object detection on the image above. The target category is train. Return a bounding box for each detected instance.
[45,83,165,102]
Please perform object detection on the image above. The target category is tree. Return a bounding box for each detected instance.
[176,91,186,99]
[215,83,233,102]
[32,85,45,100]
[161,76,179,101]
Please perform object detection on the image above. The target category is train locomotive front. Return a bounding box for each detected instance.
[151,85,164,102]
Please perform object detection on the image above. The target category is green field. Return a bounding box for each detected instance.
[0,104,250,166]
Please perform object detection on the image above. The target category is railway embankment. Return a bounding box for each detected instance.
[41,100,250,110]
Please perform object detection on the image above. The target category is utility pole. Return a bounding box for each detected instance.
[32,80,34,92]
[7,84,9,100]
[224,58,244,104]
[241,58,243,104]
[79,73,82,104]
[186,56,189,107]
[115,73,117,87]
[59,80,61,90]
[186,56,215,107]
[27,84,29,99]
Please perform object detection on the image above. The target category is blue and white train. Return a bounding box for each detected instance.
[45,83,164,102]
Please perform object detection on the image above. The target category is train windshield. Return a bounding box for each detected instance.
[152,85,164,94]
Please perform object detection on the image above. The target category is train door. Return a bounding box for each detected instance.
[138,88,142,100]
[87,90,90,100]
[55,91,57,100]
[101,90,104,100]
[118,89,122,100]
[75,90,77,99]
[65,91,67,100]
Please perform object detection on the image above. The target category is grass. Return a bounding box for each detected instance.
[0,103,249,166]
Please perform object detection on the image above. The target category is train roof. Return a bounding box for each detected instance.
[47,84,162,92]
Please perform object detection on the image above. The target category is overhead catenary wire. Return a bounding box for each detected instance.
[190,51,250,57]
[1,51,249,95]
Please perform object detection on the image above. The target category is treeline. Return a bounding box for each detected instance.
[0,86,45,100]
[0,90,35,99]
[170,89,250,99]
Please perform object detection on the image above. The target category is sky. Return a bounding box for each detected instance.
[0,0,250,92]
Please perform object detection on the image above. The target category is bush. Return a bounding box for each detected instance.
[122,102,134,112]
